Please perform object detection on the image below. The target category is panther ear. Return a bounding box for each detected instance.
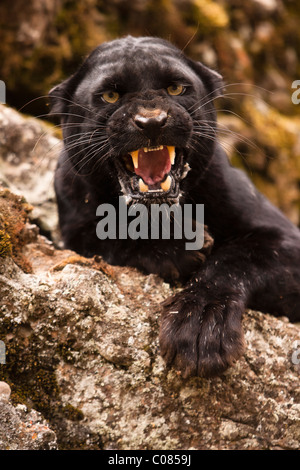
[186,58,224,98]
[48,76,74,117]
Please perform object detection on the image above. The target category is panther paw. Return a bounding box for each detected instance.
[159,287,246,377]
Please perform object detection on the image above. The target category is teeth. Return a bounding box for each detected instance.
[130,150,139,168]
[138,176,172,193]
[130,146,176,168]
[130,146,175,194]
[143,145,163,153]
[167,146,175,165]
[160,175,172,192]
[138,179,149,192]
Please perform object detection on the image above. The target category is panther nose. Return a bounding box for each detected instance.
[134,108,168,138]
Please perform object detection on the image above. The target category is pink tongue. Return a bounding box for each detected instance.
[134,147,171,185]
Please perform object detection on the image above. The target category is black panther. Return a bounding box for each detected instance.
[50,36,300,378]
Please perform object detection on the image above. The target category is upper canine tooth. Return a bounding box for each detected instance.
[167,146,175,165]
[160,175,172,192]
[130,150,139,168]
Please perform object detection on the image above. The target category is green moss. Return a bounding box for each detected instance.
[0,229,12,257]
[0,330,85,449]
[62,403,84,421]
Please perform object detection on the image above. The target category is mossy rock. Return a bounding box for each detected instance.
[0,188,33,272]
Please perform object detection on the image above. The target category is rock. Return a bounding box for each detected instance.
[0,186,299,450]
[0,104,61,242]
[0,381,11,401]
[251,0,279,15]
[0,399,57,450]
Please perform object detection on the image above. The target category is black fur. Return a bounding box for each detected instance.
[50,36,300,377]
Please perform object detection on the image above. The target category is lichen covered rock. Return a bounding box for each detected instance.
[0,392,57,450]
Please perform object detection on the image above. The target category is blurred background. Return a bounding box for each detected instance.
[0,0,300,225]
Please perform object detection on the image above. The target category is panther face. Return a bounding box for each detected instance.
[50,36,223,204]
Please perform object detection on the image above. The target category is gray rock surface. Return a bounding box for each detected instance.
[0,103,61,240]
[0,232,300,450]
[0,104,299,450]
[0,383,57,450]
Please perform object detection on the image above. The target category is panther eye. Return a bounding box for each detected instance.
[167,84,185,96]
[102,91,120,103]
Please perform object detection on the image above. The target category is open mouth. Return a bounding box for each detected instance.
[116,145,190,201]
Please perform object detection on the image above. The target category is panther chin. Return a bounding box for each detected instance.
[116,145,190,203]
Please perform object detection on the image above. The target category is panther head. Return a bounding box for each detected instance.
[49,36,223,204]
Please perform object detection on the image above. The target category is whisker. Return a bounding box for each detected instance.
[19,94,96,117]
[74,144,111,177]
[188,82,273,115]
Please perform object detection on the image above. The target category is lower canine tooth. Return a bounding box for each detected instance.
[139,179,149,192]
[160,175,172,192]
